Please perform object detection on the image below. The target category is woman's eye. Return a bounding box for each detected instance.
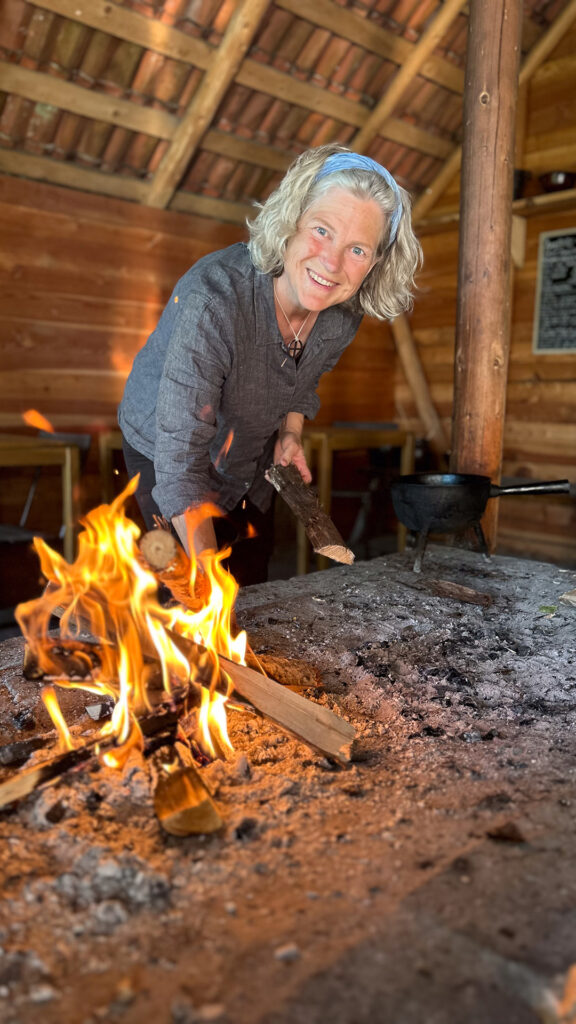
[352,246,366,257]
[315,226,328,237]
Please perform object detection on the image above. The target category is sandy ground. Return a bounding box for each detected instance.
[1,545,576,1024]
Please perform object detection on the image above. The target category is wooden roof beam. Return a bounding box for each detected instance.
[24,0,458,173]
[0,149,255,225]
[29,0,212,68]
[352,0,468,154]
[412,0,576,223]
[145,0,271,209]
[33,0,465,96]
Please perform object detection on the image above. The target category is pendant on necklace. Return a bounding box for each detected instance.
[287,337,304,358]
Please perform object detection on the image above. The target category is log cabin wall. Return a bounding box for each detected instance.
[397,205,576,568]
[0,173,396,531]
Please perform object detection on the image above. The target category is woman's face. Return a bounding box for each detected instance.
[279,187,385,313]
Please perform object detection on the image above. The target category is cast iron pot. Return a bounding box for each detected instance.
[390,473,573,535]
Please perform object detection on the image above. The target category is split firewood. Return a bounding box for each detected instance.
[139,530,319,690]
[152,742,222,836]
[0,691,186,810]
[245,651,322,692]
[39,600,355,765]
[266,463,354,565]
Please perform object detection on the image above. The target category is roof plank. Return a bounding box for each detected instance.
[276,0,465,94]
[146,0,271,208]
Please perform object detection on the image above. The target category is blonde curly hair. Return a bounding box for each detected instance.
[247,144,422,320]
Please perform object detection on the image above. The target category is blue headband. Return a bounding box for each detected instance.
[314,152,403,244]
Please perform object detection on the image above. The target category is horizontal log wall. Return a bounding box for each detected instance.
[395,203,576,568]
[0,174,395,533]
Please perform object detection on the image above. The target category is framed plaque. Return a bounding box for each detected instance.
[532,228,576,353]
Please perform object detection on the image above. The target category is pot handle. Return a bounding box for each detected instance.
[489,479,573,498]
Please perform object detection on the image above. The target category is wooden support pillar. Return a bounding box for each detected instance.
[450,0,522,550]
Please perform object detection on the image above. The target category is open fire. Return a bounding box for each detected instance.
[1,478,354,832]
[16,477,242,773]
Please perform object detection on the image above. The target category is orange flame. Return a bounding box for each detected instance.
[214,430,234,469]
[22,409,54,432]
[16,478,246,768]
[42,686,74,751]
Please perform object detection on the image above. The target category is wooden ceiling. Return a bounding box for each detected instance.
[0,0,575,228]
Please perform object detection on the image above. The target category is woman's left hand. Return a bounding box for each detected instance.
[274,429,312,484]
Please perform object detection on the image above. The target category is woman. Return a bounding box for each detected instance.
[118,144,422,585]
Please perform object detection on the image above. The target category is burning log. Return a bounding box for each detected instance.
[37,599,352,764]
[266,463,354,565]
[139,528,210,610]
[23,638,106,681]
[139,528,321,691]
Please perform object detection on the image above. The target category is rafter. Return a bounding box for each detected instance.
[352,0,468,153]
[29,0,212,67]
[276,0,465,94]
[0,63,177,139]
[32,0,465,95]
[412,0,576,223]
[146,0,271,209]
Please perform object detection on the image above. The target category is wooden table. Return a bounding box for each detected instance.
[0,433,81,562]
[98,429,123,504]
[299,426,415,574]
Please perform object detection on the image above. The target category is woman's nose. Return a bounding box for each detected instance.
[320,242,343,273]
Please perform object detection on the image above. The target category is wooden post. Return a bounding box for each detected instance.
[450,0,522,549]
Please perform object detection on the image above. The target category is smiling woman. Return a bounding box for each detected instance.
[118,144,422,585]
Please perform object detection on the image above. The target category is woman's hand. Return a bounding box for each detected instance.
[274,428,312,484]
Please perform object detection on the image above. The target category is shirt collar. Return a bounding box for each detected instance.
[255,269,350,347]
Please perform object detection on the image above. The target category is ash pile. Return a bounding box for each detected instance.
[1,546,576,1024]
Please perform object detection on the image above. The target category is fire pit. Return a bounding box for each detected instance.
[1,531,576,1022]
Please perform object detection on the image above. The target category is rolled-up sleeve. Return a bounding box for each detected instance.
[153,297,232,519]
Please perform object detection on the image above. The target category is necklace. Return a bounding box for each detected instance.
[274,282,312,360]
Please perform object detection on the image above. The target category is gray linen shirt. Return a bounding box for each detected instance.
[118,243,362,520]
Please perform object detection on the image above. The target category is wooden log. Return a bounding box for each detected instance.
[245,652,322,692]
[139,527,210,610]
[266,463,354,565]
[450,0,522,550]
[396,575,493,607]
[423,578,493,608]
[23,638,103,681]
[139,530,322,690]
